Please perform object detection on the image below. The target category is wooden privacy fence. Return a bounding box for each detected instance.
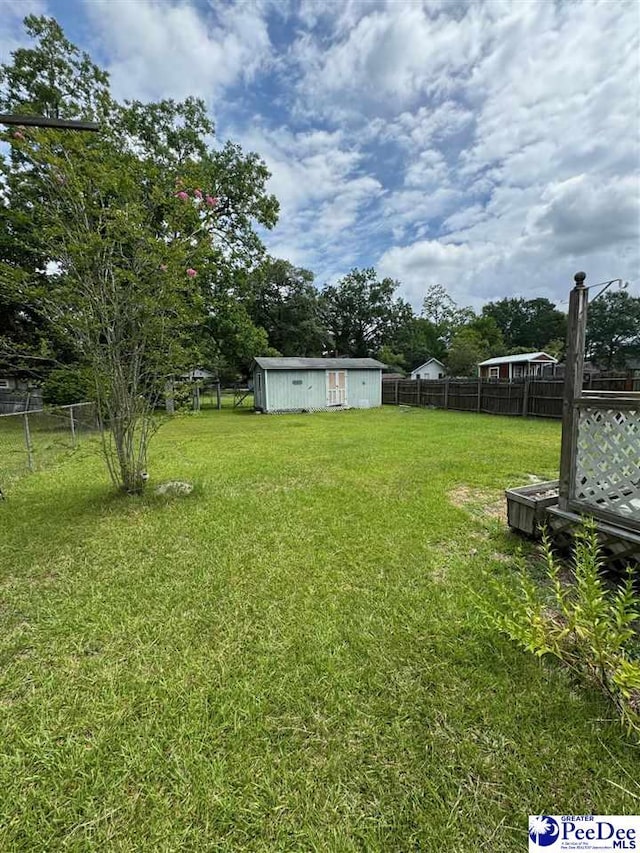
[382,376,640,420]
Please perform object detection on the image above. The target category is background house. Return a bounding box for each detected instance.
[0,372,42,414]
[252,357,385,413]
[183,368,214,382]
[410,358,445,380]
[625,357,640,377]
[478,352,558,380]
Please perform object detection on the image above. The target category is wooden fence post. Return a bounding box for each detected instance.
[417,377,421,407]
[522,378,530,417]
[395,380,399,406]
[477,378,482,413]
[559,272,589,510]
[444,379,450,409]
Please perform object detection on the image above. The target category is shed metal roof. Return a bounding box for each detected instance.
[253,357,386,370]
[477,352,557,367]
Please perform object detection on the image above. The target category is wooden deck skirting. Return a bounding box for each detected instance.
[545,505,640,571]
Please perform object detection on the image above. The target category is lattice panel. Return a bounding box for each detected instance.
[573,406,640,522]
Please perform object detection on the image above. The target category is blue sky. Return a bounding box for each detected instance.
[2,0,639,310]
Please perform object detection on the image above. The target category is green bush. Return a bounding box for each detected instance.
[168,381,194,412]
[42,367,94,406]
[486,520,640,734]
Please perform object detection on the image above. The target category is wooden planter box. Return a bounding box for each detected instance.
[505,480,559,537]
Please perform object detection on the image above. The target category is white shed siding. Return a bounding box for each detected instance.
[345,369,381,408]
[264,369,326,411]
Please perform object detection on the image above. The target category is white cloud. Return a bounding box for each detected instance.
[379,239,496,308]
[369,0,640,308]
[239,126,363,210]
[530,175,640,257]
[234,123,384,282]
[295,0,376,35]
[254,129,383,284]
[374,101,474,151]
[293,2,488,120]
[86,0,272,103]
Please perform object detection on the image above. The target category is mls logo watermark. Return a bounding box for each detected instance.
[529,815,639,851]
[529,816,560,847]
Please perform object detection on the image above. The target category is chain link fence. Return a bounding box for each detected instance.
[0,402,99,492]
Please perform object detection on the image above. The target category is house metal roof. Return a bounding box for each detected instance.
[477,352,557,367]
[253,357,386,370]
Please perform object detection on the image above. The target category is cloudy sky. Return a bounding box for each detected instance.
[2,0,639,310]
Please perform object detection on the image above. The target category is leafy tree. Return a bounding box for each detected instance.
[0,16,278,492]
[392,316,444,368]
[481,297,567,352]
[247,258,329,357]
[376,345,406,374]
[421,284,473,349]
[321,268,412,357]
[422,284,457,325]
[543,339,566,361]
[586,290,640,370]
[464,315,504,355]
[8,128,212,492]
[0,15,110,120]
[447,328,490,377]
[0,15,112,374]
[201,290,271,383]
[445,314,504,376]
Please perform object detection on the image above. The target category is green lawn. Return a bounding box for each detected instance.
[1,407,637,851]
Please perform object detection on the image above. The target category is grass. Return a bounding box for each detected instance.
[1,406,638,850]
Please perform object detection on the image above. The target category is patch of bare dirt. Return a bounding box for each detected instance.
[449,485,507,523]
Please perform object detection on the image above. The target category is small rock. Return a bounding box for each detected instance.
[155,481,194,497]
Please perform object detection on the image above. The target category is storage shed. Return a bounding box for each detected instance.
[252,357,385,413]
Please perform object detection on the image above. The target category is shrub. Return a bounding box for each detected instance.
[168,381,194,412]
[42,367,94,406]
[486,520,640,734]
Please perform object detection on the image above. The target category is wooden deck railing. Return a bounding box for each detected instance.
[565,393,640,532]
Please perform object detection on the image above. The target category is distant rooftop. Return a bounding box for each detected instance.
[411,358,445,370]
[253,357,386,370]
[478,352,558,367]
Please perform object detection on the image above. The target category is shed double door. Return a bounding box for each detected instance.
[326,370,346,406]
